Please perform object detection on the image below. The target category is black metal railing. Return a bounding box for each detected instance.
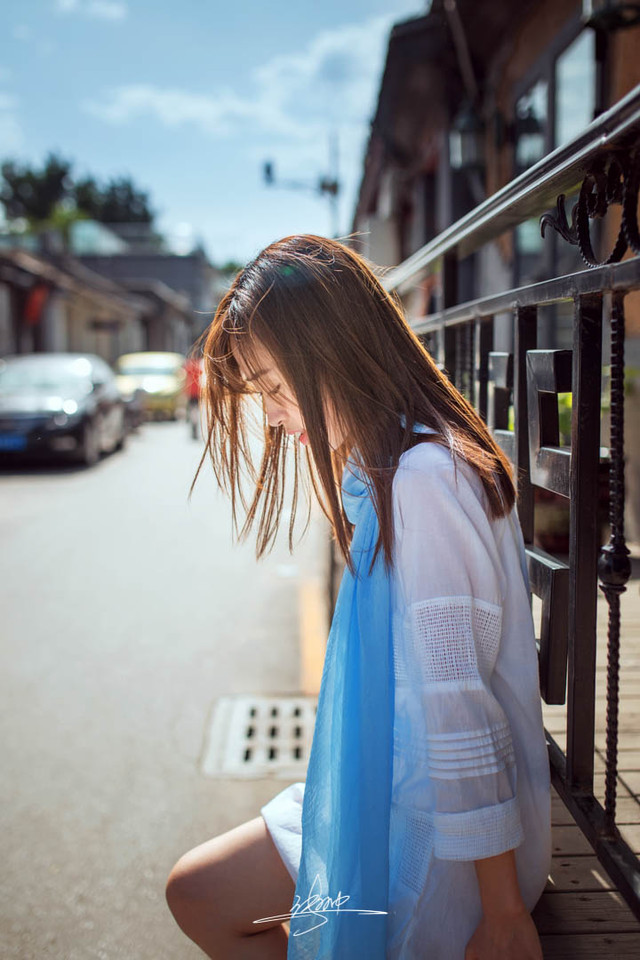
[382,84,640,919]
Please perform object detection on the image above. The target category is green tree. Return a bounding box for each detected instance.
[0,152,73,222]
[75,174,154,223]
[73,175,103,220]
[1,153,156,228]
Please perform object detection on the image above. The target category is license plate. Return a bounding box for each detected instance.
[0,433,27,450]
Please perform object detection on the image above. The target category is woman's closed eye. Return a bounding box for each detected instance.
[244,382,280,397]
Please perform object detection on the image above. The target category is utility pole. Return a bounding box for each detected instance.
[262,129,341,238]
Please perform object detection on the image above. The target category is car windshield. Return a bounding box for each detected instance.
[0,357,94,394]
[117,363,180,376]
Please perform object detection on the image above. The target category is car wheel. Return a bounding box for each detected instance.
[80,419,100,467]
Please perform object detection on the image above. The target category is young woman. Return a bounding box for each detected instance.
[165,234,552,960]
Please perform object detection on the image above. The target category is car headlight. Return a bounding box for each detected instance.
[45,413,69,429]
[47,407,83,429]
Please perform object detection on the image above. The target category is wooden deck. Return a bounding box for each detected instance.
[532,550,640,957]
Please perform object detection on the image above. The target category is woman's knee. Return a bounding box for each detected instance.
[165,842,225,924]
[165,816,295,937]
[165,849,200,908]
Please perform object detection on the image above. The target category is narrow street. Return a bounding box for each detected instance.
[0,420,326,959]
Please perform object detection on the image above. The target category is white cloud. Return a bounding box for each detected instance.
[84,84,257,136]
[251,14,394,128]
[80,6,423,234]
[54,0,128,21]
[81,12,401,139]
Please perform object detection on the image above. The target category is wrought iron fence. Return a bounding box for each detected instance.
[381,84,640,919]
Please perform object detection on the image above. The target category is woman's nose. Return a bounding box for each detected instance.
[264,397,285,427]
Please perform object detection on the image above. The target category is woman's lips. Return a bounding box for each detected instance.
[286,429,309,445]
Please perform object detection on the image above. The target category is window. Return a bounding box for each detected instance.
[515,81,548,172]
[555,30,596,147]
[515,81,549,263]
[512,26,597,347]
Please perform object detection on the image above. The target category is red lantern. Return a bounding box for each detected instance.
[24,283,50,327]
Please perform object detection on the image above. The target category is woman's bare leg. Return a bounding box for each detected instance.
[165,815,295,959]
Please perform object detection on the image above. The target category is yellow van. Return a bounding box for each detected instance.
[114,351,187,421]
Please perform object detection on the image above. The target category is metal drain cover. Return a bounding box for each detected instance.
[200,695,318,779]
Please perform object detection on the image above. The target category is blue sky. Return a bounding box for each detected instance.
[2,0,425,265]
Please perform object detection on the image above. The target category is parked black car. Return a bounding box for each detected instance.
[0,353,127,466]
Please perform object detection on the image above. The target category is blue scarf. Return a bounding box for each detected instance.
[287,445,396,957]
[288,448,392,957]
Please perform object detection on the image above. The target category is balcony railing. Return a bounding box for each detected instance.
[381,83,640,920]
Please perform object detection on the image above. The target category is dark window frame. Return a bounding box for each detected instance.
[510,12,598,346]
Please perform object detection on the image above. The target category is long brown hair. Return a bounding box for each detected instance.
[189,234,516,574]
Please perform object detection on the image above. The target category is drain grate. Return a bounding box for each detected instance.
[200,695,318,779]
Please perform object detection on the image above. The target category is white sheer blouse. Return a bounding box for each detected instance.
[386,435,551,958]
[260,433,552,959]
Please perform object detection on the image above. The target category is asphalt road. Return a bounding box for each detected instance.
[0,418,325,959]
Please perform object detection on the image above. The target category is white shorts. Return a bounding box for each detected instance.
[260,781,305,883]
